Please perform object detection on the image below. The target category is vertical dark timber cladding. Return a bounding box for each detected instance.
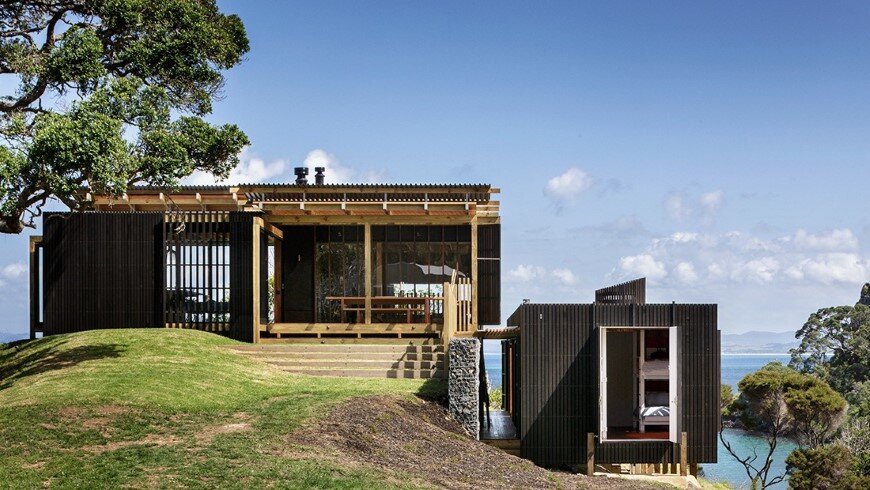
[229,212,255,342]
[42,212,164,335]
[518,304,594,466]
[477,224,501,325]
[281,226,315,322]
[514,302,719,467]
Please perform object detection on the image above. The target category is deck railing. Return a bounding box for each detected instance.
[442,277,473,350]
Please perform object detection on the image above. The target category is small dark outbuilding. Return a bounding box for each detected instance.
[503,278,720,473]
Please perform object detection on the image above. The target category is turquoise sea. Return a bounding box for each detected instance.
[482,351,795,489]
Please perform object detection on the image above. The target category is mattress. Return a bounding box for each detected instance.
[640,405,670,418]
[641,360,669,378]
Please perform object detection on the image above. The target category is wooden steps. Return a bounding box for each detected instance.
[227,344,446,379]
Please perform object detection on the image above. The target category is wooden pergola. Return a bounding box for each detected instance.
[67,183,502,344]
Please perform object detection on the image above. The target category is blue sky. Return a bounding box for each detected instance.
[3,1,870,339]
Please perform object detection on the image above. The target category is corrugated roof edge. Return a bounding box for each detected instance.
[130,183,493,190]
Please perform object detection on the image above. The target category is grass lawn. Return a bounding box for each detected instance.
[0,329,445,489]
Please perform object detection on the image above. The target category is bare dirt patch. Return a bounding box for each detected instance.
[287,396,656,489]
[194,411,252,445]
[81,434,181,454]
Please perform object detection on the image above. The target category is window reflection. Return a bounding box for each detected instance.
[371,225,471,323]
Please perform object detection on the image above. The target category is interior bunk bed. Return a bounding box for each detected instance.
[638,330,670,433]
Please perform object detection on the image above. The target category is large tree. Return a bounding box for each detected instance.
[722,362,847,489]
[790,283,870,413]
[0,0,250,234]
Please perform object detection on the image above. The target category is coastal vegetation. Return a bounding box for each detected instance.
[721,283,870,489]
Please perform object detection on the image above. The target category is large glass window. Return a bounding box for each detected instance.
[315,226,365,322]
[371,225,471,323]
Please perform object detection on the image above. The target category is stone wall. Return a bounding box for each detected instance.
[448,337,480,439]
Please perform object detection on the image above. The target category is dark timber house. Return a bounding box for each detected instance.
[500,279,720,475]
[29,169,501,355]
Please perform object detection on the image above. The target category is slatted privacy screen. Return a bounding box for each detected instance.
[163,212,231,332]
[43,212,164,334]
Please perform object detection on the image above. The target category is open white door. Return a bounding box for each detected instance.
[599,327,608,440]
[668,326,681,443]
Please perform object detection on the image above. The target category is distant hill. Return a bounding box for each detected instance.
[0,331,26,344]
[722,330,798,354]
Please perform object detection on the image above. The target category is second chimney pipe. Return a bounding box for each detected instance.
[314,167,325,185]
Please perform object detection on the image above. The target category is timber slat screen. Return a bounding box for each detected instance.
[595,278,646,305]
[43,212,164,334]
[228,212,256,343]
[507,302,719,467]
[163,212,231,332]
[477,224,501,325]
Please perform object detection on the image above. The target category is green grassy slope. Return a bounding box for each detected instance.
[0,329,444,489]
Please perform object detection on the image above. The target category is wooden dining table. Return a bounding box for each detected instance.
[325,296,442,323]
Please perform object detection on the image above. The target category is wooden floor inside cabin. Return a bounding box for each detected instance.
[607,427,669,440]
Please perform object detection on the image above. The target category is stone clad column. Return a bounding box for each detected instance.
[448,337,480,439]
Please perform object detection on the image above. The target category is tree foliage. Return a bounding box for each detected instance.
[721,362,847,489]
[790,285,870,412]
[786,444,870,490]
[0,0,250,233]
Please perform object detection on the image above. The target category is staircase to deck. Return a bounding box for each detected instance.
[228,344,446,379]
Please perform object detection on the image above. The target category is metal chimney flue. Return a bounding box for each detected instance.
[314,167,325,185]
[293,166,309,185]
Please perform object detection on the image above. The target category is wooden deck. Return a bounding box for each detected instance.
[481,411,520,456]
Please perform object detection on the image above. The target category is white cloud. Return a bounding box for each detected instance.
[700,190,724,213]
[790,253,867,285]
[790,229,858,252]
[182,148,383,186]
[544,168,592,201]
[509,265,578,286]
[552,268,577,286]
[732,257,780,283]
[183,148,287,185]
[614,227,869,287]
[508,265,547,282]
[674,262,699,283]
[1,263,26,279]
[663,190,725,224]
[670,232,699,244]
[663,192,691,220]
[619,254,668,282]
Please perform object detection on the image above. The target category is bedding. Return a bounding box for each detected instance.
[641,360,669,378]
[640,405,670,418]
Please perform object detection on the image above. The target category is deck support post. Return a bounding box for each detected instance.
[364,224,372,324]
[252,217,263,343]
[680,431,688,476]
[586,433,595,476]
[470,217,478,332]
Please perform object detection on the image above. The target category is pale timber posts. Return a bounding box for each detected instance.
[680,431,688,476]
[252,216,263,343]
[442,281,457,353]
[586,433,595,476]
[470,217,478,333]
[364,223,372,325]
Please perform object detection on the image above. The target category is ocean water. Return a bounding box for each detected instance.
[483,351,796,488]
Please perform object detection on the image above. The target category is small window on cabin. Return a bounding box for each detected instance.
[599,326,679,442]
